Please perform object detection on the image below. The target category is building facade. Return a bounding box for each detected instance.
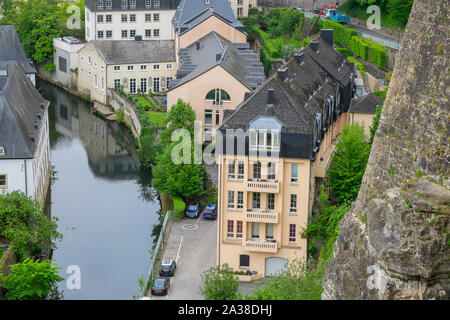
[77,39,177,104]
[84,0,181,41]
[53,37,87,88]
[167,32,264,142]
[0,62,51,204]
[229,0,258,18]
[216,30,361,276]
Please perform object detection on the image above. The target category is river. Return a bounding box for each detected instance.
[38,79,161,300]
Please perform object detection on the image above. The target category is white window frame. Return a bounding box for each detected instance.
[227,191,235,210]
[290,194,297,214]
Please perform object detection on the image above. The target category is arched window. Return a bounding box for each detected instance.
[205,88,231,106]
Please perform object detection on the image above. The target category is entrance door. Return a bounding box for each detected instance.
[265,257,287,277]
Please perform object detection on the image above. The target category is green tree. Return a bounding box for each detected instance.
[387,0,414,28]
[0,258,64,300]
[0,191,62,261]
[327,124,371,204]
[160,99,196,145]
[137,125,159,168]
[31,15,61,64]
[151,143,205,199]
[200,264,240,300]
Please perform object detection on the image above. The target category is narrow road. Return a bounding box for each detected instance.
[148,215,217,300]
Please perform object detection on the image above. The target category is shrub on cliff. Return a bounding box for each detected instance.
[327,123,371,204]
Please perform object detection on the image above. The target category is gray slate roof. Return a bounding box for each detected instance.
[219,30,356,159]
[0,25,36,74]
[0,62,49,159]
[169,32,264,91]
[221,36,355,135]
[90,40,176,64]
[349,93,384,114]
[173,0,244,35]
[85,0,180,12]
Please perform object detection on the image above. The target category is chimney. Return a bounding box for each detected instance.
[321,29,334,47]
[216,52,222,62]
[294,52,304,64]
[267,89,275,106]
[309,40,319,52]
[196,41,201,50]
[277,66,288,81]
[209,5,214,13]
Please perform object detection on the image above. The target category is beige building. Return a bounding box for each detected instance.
[347,93,384,138]
[229,0,258,18]
[77,39,177,104]
[216,31,364,277]
[167,32,264,142]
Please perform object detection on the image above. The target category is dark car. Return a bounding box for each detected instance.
[151,278,170,296]
[159,259,176,277]
[202,203,217,220]
[186,203,201,218]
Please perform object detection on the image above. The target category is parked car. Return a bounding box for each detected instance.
[295,7,304,12]
[186,203,201,218]
[159,259,176,277]
[202,203,217,220]
[151,278,170,296]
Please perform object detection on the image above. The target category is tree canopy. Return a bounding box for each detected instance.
[0,191,62,261]
[200,264,240,300]
[0,258,64,300]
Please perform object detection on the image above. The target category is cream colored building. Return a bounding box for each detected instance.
[229,0,258,18]
[216,31,362,277]
[77,39,177,104]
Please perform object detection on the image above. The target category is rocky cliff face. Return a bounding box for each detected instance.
[322,0,449,300]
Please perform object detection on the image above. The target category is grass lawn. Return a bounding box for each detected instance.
[148,111,168,127]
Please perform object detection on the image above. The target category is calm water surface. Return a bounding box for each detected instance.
[38,80,161,300]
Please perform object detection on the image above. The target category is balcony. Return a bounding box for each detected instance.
[245,239,278,253]
[247,179,280,193]
[245,210,279,224]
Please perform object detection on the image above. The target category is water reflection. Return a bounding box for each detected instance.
[38,80,160,300]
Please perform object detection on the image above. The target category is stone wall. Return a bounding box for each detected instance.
[107,89,142,140]
[322,0,449,300]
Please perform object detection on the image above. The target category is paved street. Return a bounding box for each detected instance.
[148,215,217,300]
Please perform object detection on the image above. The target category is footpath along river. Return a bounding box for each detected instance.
[38,79,161,300]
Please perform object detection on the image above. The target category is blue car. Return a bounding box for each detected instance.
[186,203,201,218]
[202,204,217,220]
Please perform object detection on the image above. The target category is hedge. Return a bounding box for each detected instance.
[173,196,186,219]
[320,20,387,69]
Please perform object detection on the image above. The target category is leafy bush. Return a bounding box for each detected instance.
[172,196,186,219]
[327,124,371,204]
[0,192,61,261]
[0,258,64,300]
[200,264,240,300]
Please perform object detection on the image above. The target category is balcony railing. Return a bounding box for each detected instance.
[247,179,279,193]
[245,210,278,224]
[245,239,278,253]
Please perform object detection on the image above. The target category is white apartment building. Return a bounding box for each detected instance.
[0,62,51,204]
[85,0,181,41]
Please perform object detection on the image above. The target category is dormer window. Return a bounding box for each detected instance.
[0,147,5,156]
[249,130,280,151]
[98,0,104,8]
